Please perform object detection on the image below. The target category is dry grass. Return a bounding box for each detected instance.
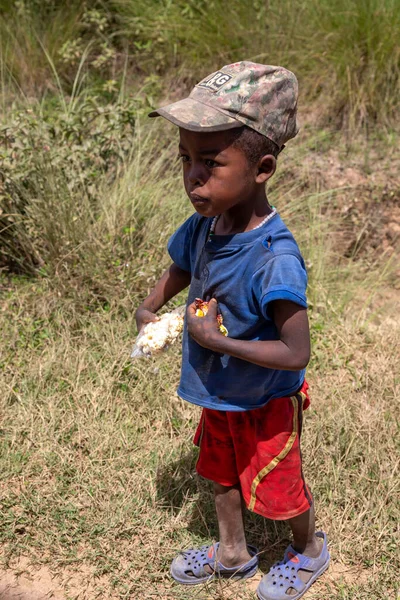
[0,126,399,599]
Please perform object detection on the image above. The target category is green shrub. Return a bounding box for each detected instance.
[0,0,117,95]
[0,98,136,272]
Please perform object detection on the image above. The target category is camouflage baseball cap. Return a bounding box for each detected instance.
[149,61,299,149]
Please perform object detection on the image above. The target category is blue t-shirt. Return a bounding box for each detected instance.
[168,212,308,411]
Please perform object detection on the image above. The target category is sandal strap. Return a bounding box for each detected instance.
[171,541,259,585]
[207,542,259,575]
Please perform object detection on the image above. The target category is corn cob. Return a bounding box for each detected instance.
[194,298,228,336]
[133,312,184,357]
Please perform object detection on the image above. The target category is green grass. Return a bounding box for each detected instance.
[1,0,399,125]
[0,254,398,599]
[112,0,400,125]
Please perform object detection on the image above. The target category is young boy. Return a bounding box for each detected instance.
[136,62,330,600]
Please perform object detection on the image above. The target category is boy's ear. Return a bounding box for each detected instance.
[255,154,276,184]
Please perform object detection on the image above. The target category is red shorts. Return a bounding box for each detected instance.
[193,381,312,520]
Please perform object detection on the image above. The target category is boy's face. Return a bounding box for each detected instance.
[179,128,257,217]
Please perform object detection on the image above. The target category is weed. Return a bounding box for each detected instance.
[0,96,137,272]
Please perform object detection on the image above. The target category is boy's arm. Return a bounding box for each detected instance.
[186,298,310,370]
[135,263,191,332]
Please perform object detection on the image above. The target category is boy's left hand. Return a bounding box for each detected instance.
[186,298,222,350]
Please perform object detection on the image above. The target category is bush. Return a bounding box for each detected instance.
[0,98,136,272]
[0,0,118,95]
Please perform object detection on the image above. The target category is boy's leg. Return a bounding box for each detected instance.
[227,388,329,597]
[170,410,259,585]
[194,409,253,568]
[288,503,321,558]
[208,482,252,569]
[286,503,325,594]
[209,482,323,581]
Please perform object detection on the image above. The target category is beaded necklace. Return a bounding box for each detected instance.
[208,207,277,241]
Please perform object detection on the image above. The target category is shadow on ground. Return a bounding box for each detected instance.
[156,445,291,573]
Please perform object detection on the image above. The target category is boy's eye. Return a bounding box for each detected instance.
[179,154,190,163]
[205,159,218,168]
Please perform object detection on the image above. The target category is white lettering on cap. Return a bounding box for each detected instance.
[197,71,232,92]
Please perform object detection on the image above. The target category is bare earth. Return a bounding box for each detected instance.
[0,556,372,600]
[0,556,110,600]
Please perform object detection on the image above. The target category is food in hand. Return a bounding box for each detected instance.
[132,312,184,357]
[194,298,228,336]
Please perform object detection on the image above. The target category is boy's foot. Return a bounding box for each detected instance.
[257,531,330,600]
[170,542,259,585]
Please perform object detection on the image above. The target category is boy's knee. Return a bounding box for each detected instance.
[214,481,241,495]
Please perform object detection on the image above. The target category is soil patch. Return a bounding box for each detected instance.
[0,557,111,600]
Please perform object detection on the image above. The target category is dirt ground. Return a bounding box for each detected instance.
[303,139,400,269]
[0,556,372,600]
[0,556,109,600]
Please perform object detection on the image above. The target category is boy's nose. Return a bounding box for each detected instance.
[187,165,205,186]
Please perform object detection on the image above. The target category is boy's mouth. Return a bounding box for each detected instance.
[190,193,210,206]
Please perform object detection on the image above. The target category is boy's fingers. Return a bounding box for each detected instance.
[187,302,197,316]
[187,299,218,320]
[206,298,218,316]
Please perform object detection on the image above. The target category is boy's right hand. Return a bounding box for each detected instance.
[134,262,191,334]
[135,306,159,334]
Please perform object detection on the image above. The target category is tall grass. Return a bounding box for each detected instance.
[305,0,400,126]
[0,0,85,95]
[0,103,370,287]
[1,0,399,125]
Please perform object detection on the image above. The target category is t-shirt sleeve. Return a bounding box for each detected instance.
[253,254,308,319]
[167,215,197,273]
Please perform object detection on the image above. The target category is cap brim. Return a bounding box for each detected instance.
[148,97,243,132]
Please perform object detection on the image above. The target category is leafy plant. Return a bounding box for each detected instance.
[0,98,136,272]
